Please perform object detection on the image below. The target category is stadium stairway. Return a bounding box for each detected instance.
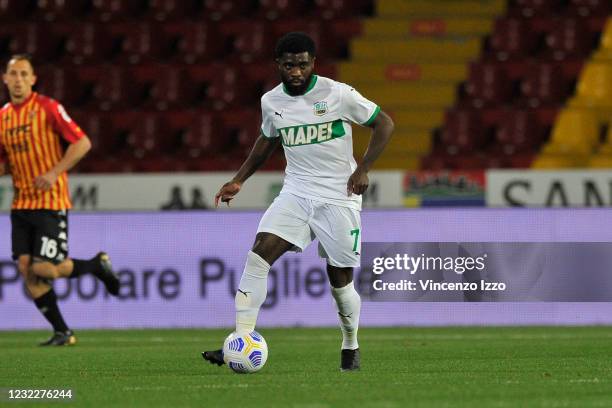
[340,0,505,169]
[535,17,612,169]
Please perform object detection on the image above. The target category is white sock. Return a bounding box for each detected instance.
[235,251,270,333]
[331,281,361,350]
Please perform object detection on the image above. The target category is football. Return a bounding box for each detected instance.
[222,331,268,373]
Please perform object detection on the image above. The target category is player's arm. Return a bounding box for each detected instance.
[348,110,394,196]
[215,135,280,207]
[34,102,92,191]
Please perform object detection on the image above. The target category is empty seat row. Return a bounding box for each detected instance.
[0,19,362,65]
[70,109,264,160]
[486,16,605,61]
[438,107,557,156]
[459,60,583,108]
[32,63,336,111]
[0,0,372,22]
[509,0,610,18]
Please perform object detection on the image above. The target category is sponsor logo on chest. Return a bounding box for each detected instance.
[278,120,345,147]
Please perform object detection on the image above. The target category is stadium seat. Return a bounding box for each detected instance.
[509,0,563,18]
[107,23,164,64]
[566,0,611,17]
[519,61,568,107]
[89,0,147,22]
[186,64,255,109]
[219,109,262,156]
[133,155,191,172]
[257,0,308,20]
[34,66,86,106]
[487,18,537,60]
[462,62,513,107]
[0,23,62,62]
[130,65,191,110]
[542,109,599,155]
[31,0,90,21]
[69,111,122,157]
[145,0,201,21]
[494,109,544,154]
[53,23,114,64]
[220,20,272,62]
[174,111,229,158]
[312,0,372,20]
[0,1,32,21]
[203,0,256,21]
[440,109,489,154]
[543,18,591,60]
[112,112,178,158]
[78,66,141,110]
[161,22,225,63]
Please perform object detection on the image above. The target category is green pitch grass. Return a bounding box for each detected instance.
[1,327,611,407]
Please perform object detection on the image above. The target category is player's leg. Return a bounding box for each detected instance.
[11,210,76,346]
[310,203,362,371]
[203,193,312,366]
[28,210,120,295]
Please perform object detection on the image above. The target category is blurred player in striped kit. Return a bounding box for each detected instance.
[0,54,120,346]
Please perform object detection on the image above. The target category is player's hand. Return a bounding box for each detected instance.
[215,180,242,207]
[34,170,58,191]
[347,168,369,196]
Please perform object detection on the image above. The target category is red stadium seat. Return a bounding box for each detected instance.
[145,0,201,21]
[107,23,164,64]
[174,111,227,158]
[312,0,372,20]
[77,66,141,110]
[0,1,32,21]
[89,0,147,22]
[519,61,568,107]
[257,0,308,20]
[463,62,513,107]
[186,64,256,109]
[161,22,225,63]
[543,18,591,60]
[130,65,192,110]
[494,109,545,154]
[441,109,489,154]
[566,0,611,17]
[31,0,90,21]
[0,23,63,62]
[488,18,538,60]
[220,20,272,62]
[52,23,114,64]
[69,111,122,157]
[34,66,86,106]
[219,109,262,156]
[203,0,256,21]
[79,157,137,173]
[134,156,191,172]
[109,112,176,158]
[509,0,563,18]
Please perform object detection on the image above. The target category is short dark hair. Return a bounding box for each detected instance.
[274,32,316,59]
[5,53,35,72]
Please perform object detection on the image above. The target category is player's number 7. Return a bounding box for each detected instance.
[350,228,360,252]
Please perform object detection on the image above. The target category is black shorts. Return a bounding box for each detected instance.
[11,210,69,264]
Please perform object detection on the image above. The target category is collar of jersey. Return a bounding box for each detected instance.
[282,75,318,96]
[10,92,36,111]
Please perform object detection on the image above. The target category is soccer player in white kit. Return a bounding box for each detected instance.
[203,32,394,371]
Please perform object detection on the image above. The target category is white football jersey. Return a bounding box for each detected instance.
[260,75,380,210]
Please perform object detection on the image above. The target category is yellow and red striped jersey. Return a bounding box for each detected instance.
[0,92,85,210]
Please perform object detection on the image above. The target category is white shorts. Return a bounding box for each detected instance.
[257,193,361,267]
